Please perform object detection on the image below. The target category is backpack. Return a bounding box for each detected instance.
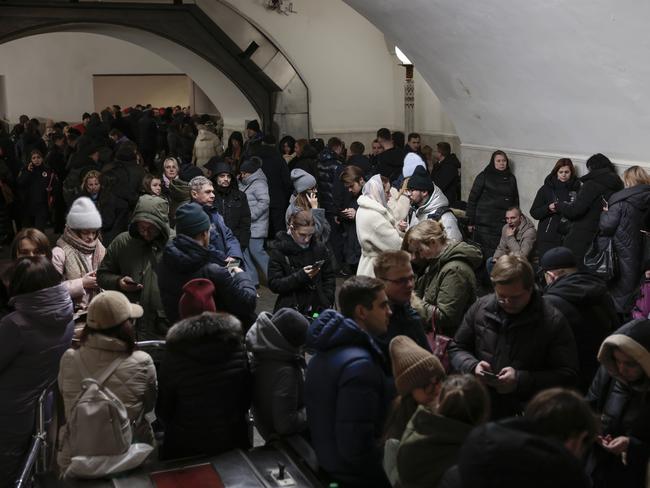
[67,354,132,457]
[427,205,472,241]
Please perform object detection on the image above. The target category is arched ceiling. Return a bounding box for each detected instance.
[345,0,650,161]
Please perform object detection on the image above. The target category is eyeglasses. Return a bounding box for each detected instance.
[495,292,529,305]
[380,275,415,286]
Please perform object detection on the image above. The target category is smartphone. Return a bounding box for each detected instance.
[601,196,608,206]
[313,259,326,269]
[124,277,141,286]
[481,371,499,380]
[227,259,241,276]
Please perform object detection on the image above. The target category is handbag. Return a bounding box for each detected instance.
[583,237,618,281]
[426,315,451,372]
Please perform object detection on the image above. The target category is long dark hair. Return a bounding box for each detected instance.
[552,158,575,179]
[586,153,616,172]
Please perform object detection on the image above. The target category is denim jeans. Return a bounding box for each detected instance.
[243,238,269,286]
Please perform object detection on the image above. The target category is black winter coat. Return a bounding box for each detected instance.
[557,167,623,261]
[449,291,578,418]
[346,155,373,179]
[598,185,650,313]
[431,153,462,207]
[317,148,345,218]
[158,314,251,460]
[213,186,252,250]
[136,113,158,153]
[289,145,319,178]
[101,156,145,210]
[543,272,618,393]
[157,234,257,327]
[267,232,335,315]
[466,163,519,258]
[377,147,406,183]
[16,164,54,217]
[529,173,581,259]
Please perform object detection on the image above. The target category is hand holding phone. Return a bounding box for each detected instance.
[313,259,326,269]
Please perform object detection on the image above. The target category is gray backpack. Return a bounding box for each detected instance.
[67,354,132,457]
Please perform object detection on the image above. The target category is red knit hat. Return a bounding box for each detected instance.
[178,278,216,319]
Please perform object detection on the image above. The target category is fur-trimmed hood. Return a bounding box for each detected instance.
[598,319,650,385]
[166,311,243,348]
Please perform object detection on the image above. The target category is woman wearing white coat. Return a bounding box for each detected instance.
[356,175,404,277]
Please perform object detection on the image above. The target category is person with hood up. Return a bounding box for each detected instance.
[158,312,251,460]
[529,158,581,258]
[404,220,482,336]
[157,202,256,328]
[598,165,650,316]
[285,168,330,243]
[587,319,650,487]
[356,175,404,277]
[245,308,310,439]
[268,210,335,316]
[97,195,172,340]
[52,197,106,312]
[466,150,519,263]
[488,207,536,272]
[557,153,623,261]
[239,157,270,287]
[403,165,463,242]
[0,257,74,483]
[430,142,462,207]
[192,124,223,169]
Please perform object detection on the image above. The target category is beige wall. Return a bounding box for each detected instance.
[93,74,190,112]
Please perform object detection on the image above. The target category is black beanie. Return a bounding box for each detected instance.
[407,165,434,192]
[240,157,261,174]
[540,246,577,271]
[272,308,310,349]
[246,119,261,132]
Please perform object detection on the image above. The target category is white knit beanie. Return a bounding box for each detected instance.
[66,197,102,230]
[403,152,426,178]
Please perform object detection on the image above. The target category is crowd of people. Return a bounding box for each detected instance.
[0,108,649,488]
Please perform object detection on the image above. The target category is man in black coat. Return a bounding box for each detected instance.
[431,141,462,207]
[136,109,158,171]
[449,255,578,418]
[541,247,618,393]
[346,141,373,179]
[376,127,406,183]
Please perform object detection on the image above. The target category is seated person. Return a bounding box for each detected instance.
[487,207,536,273]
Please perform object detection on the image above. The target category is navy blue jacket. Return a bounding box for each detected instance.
[204,205,244,264]
[317,148,345,218]
[304,310,394,487]
[157,234,256,327]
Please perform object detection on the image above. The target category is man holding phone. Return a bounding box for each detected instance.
[448,255,578,419]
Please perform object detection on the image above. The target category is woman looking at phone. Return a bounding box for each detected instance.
[285,168,330,242]
[268,210,335,316]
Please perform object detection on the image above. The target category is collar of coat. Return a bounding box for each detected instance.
[483,289,544,329]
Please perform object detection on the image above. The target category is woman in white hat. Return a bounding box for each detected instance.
[52,197,106,311]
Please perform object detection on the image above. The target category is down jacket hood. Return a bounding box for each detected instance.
[128,194,171,245]
[246,311,301,361]
[607,183,650,208]
[598,319,650,385]
[9,283,73,326]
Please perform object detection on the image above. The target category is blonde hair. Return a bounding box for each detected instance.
[403,220,448,250]
[623,166,650,188]
[491,255,534,290]
[81,170,101,192]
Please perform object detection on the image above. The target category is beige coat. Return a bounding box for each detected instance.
[493,214,537,260]
[192,128,223,168]
[57,334,157,470]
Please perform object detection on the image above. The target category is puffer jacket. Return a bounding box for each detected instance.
[289,144,318,178]
[97,195,172,340]
[529,173,581,258]
[356,195,404,277]
[213,186,251,250]
[204,205,244,263]
[408,186,463,242]
[449,291,578,418]
[267,232,335,315]
[493,214,537,260]
[466,163,519,258]
[239,168,270,238]
[317,148,344,217]
[158,313,250,460]
[557,167,623,260]
[157,234,257,328]
[431,153,462,207]
[245,312,307,439]
[544,271,618,393]
[587,320,650,488]
[598,184,650,313]
[57,334,157,471]
[414,241,483,336]
[0,284,74,483]
[304,309,394,488]
[192,128,222,167]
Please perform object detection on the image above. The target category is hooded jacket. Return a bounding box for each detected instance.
[431,153,462,207]
[245,312,307,439]
[192,127,222,167]
[586,319,650,488]
[408,187,463,242]
[0,284,74,481]
[304,309,394,488]
[598,184,650,313]
[414,241,483,336]
[97,195,172,339]
[239,168,270,238]
[449,291,578,418]
[267,231,335,314]
[557,167,623,260]
[157,234,257,327]
[317,148,345,218]
[158,313,250,460]
[493,214,537,260]
[356,194,404,277]
[544,271,618,392]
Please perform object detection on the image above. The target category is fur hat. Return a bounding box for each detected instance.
[390,335,445,396]
[87,290,143,330]
[291,168,317,193]
[179,278,216,319]
[406,166,435,192]
[403,152,426,178]
[66,197,102,230]
[175,202,210,237]
[271,308,310,348]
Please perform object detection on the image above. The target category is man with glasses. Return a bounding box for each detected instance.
[374,250,431,360]
[448,255,578,418]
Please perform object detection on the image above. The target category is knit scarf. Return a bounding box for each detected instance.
[56,226,106,283]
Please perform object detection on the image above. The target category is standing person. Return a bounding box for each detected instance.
[598,165,650,317]
[224,131,244,174]
[209,160,251,252]
[557,153,623,262]
[52,197,105,312]
[338,165,363,273]
[142,174,163,197]
[431,142,462,207]
[279,135,296,164]
[289,139,319,177]
[530,158,581,258]
[304,276,395,488]
[356,175,403,277]
[17,149,54,231]
[0,257,74,484]
[587,319,650,488]
[268,210,335,315]
[466,150,519,265]
[286,168,330,243]
[243,120,263,158]
[161,157,180,200]
[192,124,222,169]
[346,141,373,178]
[404,220,482,336]
[376,128,406,183]
[239,158,270,287]
[406,133,421,155]
[136,109,158,171]
[317,137,346,270]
